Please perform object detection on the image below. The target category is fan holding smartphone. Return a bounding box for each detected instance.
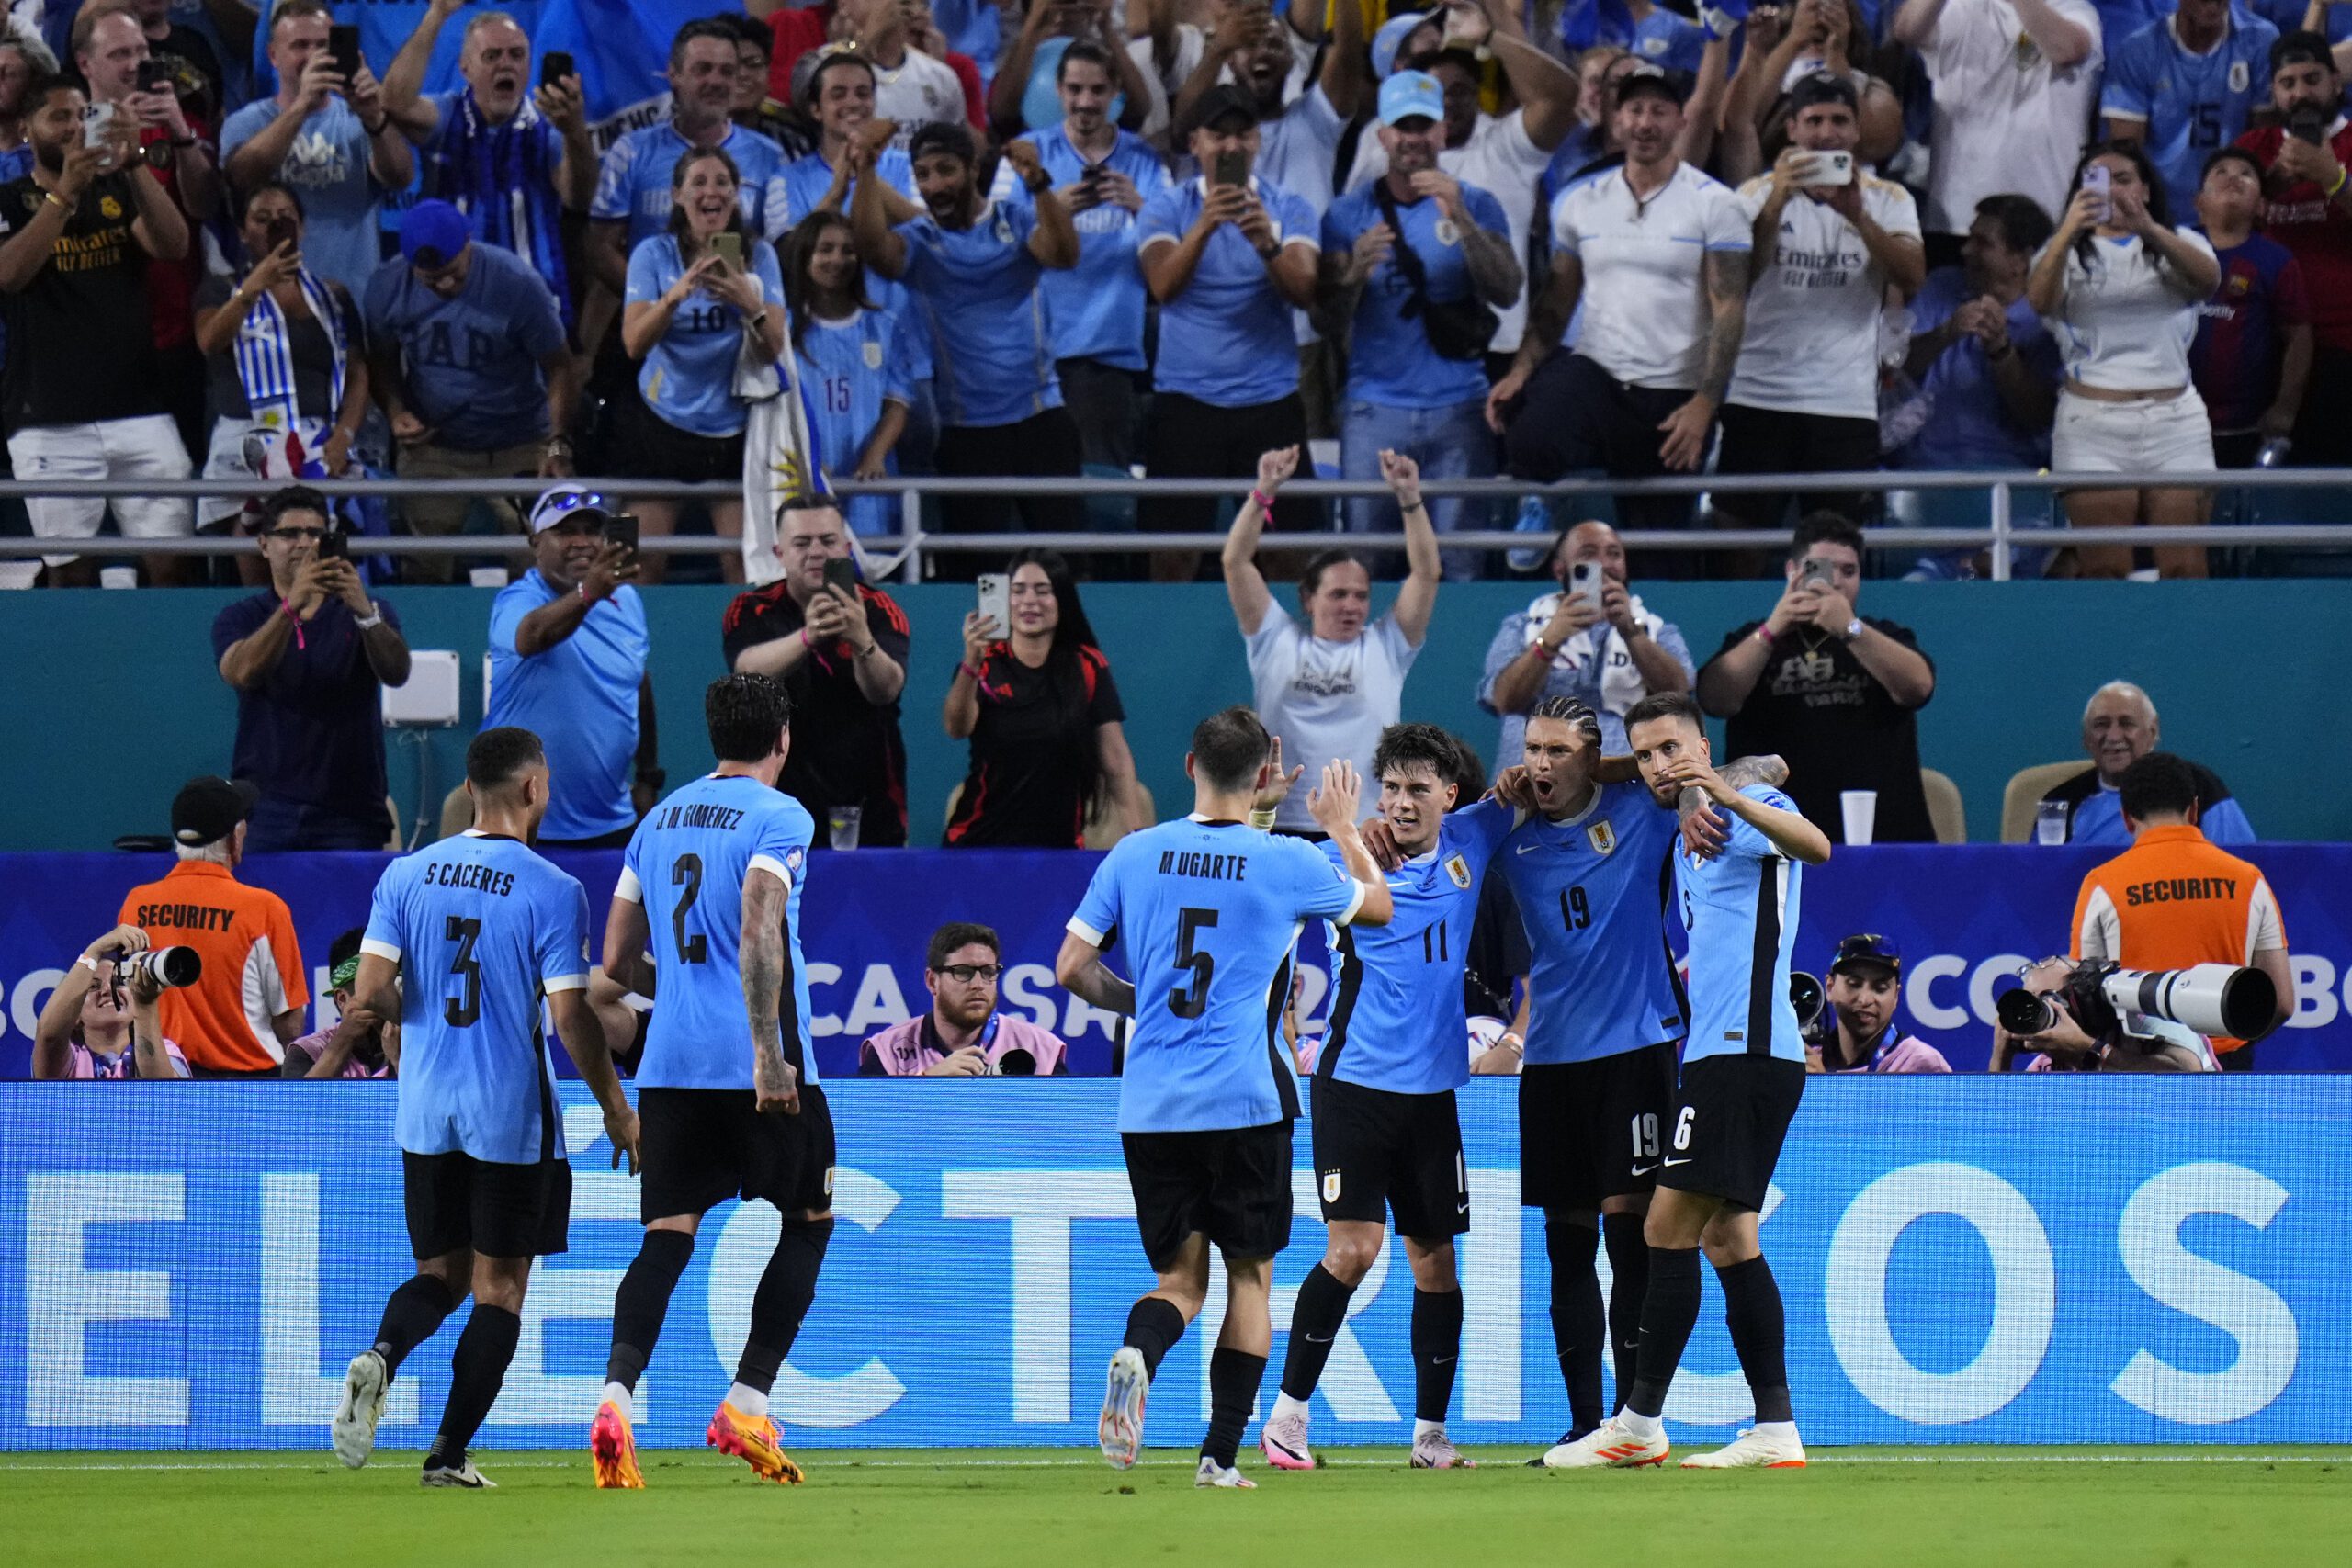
[1486,521,1696,758]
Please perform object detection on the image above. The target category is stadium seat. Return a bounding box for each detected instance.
[1920,769,1964,844]
[1084,784,1154,850]
[2000,761,2092,842]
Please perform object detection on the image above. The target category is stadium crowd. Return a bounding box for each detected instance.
[0,0,2345,584]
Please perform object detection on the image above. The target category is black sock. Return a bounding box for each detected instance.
[1123,1296,1187,1382]
[1544,1214,1604,1435]
[605,1228,695,1392]
[1626,1246,1702,1419]
[1201,1346,1266,1469]
[1277,1264,1356,1403]
[1601,1212,1650,1415]
[1716,1255,1792,1425]
[1410,1287,1464,1425]
[371,1274,459,1378]
[738,1217,833,1394]
[427,1304,521,1467]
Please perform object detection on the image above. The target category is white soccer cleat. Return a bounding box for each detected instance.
[1259,1406,1315,1471]
[1679,1427,1807,1470]
[1099,1347,1148,1469]
[1540,1417,1669,1469]
[419,1457,496,1489]
[1194,1456,1257,1489]
[1409,1428,1474,1470]
[332,1350,389,1470]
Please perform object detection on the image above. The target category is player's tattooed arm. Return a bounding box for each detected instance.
[1055,931,1137,1016]
[742,869,802,1114]
[1719,753,1790,790]
[1678,754,1789,859]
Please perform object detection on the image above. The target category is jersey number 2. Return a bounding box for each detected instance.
[1170,907,1217,1019]
[444,915,481,1028]
[672,853,708,964]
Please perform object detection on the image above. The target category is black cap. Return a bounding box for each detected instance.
[1788,72,1859,115]
[172,776,258,847]
[1828,932,1901,979]
[2272,29,2336,76]
[1189,83,1261,136]
[1613,65,1681,110]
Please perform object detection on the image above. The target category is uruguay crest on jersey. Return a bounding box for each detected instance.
[1444,852,1472,889]
[1588,819,1616,855]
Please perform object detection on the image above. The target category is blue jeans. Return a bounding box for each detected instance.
[1340,398,1493,581]
[245,794,391,852]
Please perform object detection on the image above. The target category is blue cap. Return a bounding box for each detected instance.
[1371,10,1430,78]
[1830,932,1902,977]
[399,199,471,267]
[1378,71,1443,128]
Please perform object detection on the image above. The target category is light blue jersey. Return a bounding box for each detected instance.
[781,148,917,229]
[1498,780,1684,1066]
[895,200,1061,427]
[1321,178,1510,410]
[1320,799,1515,1096]
[1676,785,1805,1065]
[998,123,1170,369]
[2099,13,2278,221]
[620,774,819,1089]
[362,832,592,1165]
[1136,176,1318,406]
[627,234,788,437]
[592,121,792,248]
[797,308,920,537]
[1071,818,1367,1134]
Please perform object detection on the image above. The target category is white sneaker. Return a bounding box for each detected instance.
[1540,1417,1669,1469]
[1409,1428,1473,1470]
[1194,1456,1257,1489]
[1099,1347,1148,1470]
[1679,1427,1806,1469]
[332,1351,388,1470]
[418,1458,496,1489]
[1259,1406,1315,1471]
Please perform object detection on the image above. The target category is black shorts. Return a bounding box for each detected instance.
[639,1085,838,1224]
[402,1150,572,1261]
[1121,1122,1293,1272]
[1519,1042,1679,1213]
[1310,1076,1468,1239]
[615,397,747,481]
[1658,1055,1806,1213]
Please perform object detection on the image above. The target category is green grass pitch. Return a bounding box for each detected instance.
[6,1447,2347,1567]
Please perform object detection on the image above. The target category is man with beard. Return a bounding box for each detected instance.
[1806,934,1951,1074]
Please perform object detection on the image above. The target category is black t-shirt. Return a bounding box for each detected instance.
[0,173,163,427]
[945,642,1125,849]
[209,590,400,814]
[194,273,363,421]
[1708,615,1937,843]
[718,581,911,844]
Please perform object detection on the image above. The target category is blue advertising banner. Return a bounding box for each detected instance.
[3,847,2349,1079]
[1,1080,2346,1451]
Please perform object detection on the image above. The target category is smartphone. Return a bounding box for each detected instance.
[136,59,169,95]
[1566,559,1603,612]
[1796,556,1835,592]
[1210,150,1249,188]
[822,556,859,596]
[2288,104,2328,146]
[328,23,363,83]
[602,513,639,558]
[316,528,348,560]
[2081,164,2111,220]
[710,231,742,268]
[81,99,116,150]
[263,215,300,257]
[540,51,576,90]
[1804,150,1855,187]
[976,571,1011,634]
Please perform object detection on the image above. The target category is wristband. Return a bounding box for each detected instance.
[958,660,986,681]
[42,190,68,211]
[363,117,389,136]
[354,604,383,629]
[1533,637,1561,659]
[1248,807,1278,830]
[1754,624,1777,647]
[278,596,307,649]
[1498,1032,1524,1056]
[169,136,198,149]
[1249,488,1274,513]
[2330,166,2348,198]
[78,953,101,976]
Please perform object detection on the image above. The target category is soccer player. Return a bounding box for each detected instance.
[332,727,639,1489]
[1547,692,1830,1470]
[1260,723,1513,1473]
[1057,707,1394,1489]
[590,674,826,1490]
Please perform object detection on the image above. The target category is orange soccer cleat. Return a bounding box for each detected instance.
[591,1399,645,1490]
[707,1400,806,1485]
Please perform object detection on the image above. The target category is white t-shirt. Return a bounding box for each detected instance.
[1730,174,1922,418]
[1245,608,1420,832]
[1343,110,1555,352]
[871,49,966,145]
[1549,161,1751,389]
[2044,228,2215,389]
[1915,0,2104,234]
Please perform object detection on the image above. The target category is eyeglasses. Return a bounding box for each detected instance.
[267,526,329,542]
[935,964,1002,984]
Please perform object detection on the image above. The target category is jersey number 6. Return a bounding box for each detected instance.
[1170,907,1217,1020]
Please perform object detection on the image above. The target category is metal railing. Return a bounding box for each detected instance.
[1,469,2348,582]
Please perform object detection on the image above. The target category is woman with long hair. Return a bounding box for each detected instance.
[2027,141,2222,578]
[619,146,786,583]
[944,548,1150,847]
[784,210,917,539]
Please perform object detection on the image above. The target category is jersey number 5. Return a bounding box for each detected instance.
[444,915,481,1028]
[672,853,708,964]
[1170,907,1217,1019]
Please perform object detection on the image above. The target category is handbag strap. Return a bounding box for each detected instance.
[1370,180,1432,321]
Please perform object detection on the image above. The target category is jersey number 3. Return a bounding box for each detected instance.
[1170,907,1217,1019]
[444,915,481,1028]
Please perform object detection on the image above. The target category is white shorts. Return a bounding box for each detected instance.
[7,414,195,566]
[2052,388,2216,479]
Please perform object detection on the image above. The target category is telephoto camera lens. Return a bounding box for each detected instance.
[125,947,203,988]
[995,1048,1036,1077]
[1994,986,2061,1036]
[1788,972,1826,1032]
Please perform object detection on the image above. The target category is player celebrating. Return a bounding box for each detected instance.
[332,728,639,1489]
[1549,692,1829,1470]
[1259,724,1510,1473]
[1057,707,1393,1489]
[590,674,827,1490]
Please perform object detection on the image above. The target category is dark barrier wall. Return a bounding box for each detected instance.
[0,581,2337,849]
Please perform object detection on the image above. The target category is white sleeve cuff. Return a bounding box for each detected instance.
[613,866,643,904]
[544,973,589,994]
[359,938,401,963]
[1067,916,1108,947]
[749,852,793,891]
[1336,880,1367,926]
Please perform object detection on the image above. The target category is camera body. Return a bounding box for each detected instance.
[1996,960,2276,1046]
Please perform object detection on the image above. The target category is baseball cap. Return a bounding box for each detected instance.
[1789,72,1858,115]
[1378,71,1444,128]
[1613,64,1680,109]
[1189,83,1260,135]
[526,483,615,535]
[1828,932,1902,978]
[1371,10,1430,78]
[2272,29,2335,75]
[172,775,258,847]
[399,199,470,268]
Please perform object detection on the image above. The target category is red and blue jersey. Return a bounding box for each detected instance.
[2190,231,2311,433]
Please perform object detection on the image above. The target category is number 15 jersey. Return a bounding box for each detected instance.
[619,773,819,1090]
[1071,818,1367,1134]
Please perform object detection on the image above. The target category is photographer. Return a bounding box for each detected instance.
[213,485,410,851]
[281,929,398,1078]
[1989,956,2216,1074]
[30,925,189,1079]
[858,923,1069,1076]
[1804,934,1951,1074]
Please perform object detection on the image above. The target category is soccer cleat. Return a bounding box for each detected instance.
[1409,1428,1474,1470]
[1258,1406,1316,1471]
[331,1350,389,1470]
[419,1457,495,1489]
[590,1400,645,1490]
[1525,1429,1587,1468]
[707,1401,806,1484]
[1679,1427,1807,1470]
[1098,1347,1148,1470]
[1194,1456,1257,1489]
[1540,1417,1669,1469]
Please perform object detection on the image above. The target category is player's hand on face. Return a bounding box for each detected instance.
[926,1045,988,1076]
[1490,763,1535,810]
[1655,751,1731,805]
[605,1103,642,1173]
[756,1050,802,1114]
[1252,734,1305,813]
[1306,758,1362,834]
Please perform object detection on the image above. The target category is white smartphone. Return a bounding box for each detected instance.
[1567,559,1604,612]
[1804,150,1855,187]
[976,572,1010,636]
[2082,164,2111,221]
[81,99,116,150]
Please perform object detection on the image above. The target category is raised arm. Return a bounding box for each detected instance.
[1890,0,1951,49]
[851,140,910,278]
[1385,450,1440,645]
[2012,0,2094,68]
[1221,445,1295,636]
[1317,0,1369,120]
[1007,141,1080,268]
[1307,761,1394,926]
[1480,0,1579,149]
[381,0,459,141]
